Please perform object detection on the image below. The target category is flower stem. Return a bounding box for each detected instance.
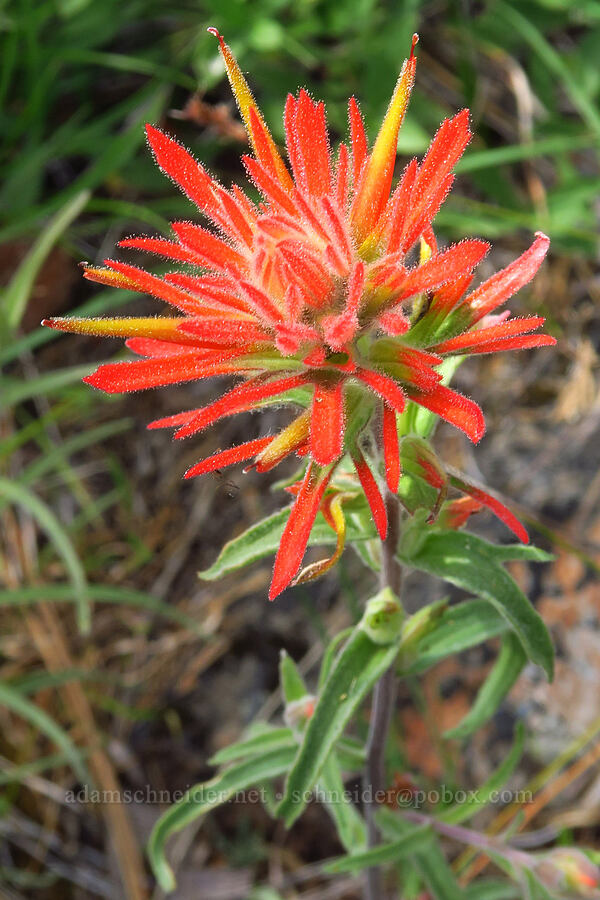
[364,491,402,900]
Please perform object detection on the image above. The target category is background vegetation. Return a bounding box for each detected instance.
[1,0,599,897]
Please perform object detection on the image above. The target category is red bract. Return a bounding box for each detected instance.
[43,30,555,598]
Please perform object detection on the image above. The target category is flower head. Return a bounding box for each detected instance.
[43,30,555,599]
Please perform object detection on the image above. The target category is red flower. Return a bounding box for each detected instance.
[43,30,555,598]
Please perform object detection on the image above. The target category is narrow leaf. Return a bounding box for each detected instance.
[378,809,464,900]
[209,727,296,766]
[148,746,296,891]
[324,825,432,873]
[277,591,403,827]
[0,478,91,633]
[1,364,96,408]
[465,881,522,900]
[0,584,202,633]
[441,722,525,825]
[1,190,89,334]
[317,753,366,852]
[399,529,554,679]
[0,682,88,783]
[407,599,509,675]
[444,633,527,739]
[200,507,375,581]
[280,650,309,703]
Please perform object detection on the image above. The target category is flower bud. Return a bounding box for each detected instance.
[534,848,600,897]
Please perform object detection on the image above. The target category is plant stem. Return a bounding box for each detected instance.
[401,810,533,870]
[364,491,402,900]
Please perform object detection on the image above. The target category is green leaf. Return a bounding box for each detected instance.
[465,881,522,900]
[407,600,509,675]
[0,190,90,335]
[0,682,88,783]
[397,462,439,515]
[399,530,554,680]
[0,287,136,367]
[317,753,366,852]
[0,749,91,788]
[457,133,596,174]
[351,535,381,572]
[248,889,286,900]
[335,736,366,772]
[378,809,464,900]
[209,727,296,767]
[0,478,91,633]
[441,723,525,825]
[0,584,203,633]
[276,591,403,827]
[496,1,600,139]
[444,633,527,739]
[280,650,309,703]
[11,419,132,495]
[318,627,354,690]
[0,364,95,408]
[323,824,432,873]
[200,507,375,581]
[147,746,297,892]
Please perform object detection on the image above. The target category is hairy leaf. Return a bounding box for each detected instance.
[399,529,553,679]
[317,753,366,852]
[277,592,403,827]
[148,746,296,891]
[445,633,527,739]
[200,507,376,581]
[324,824,432,873]
[441,723,525,825]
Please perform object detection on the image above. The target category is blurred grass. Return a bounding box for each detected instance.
[1,0,599,896]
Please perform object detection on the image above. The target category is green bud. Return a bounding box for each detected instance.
[397,599,448,670]
[398,507,430,558]
[284,695,316,734]
[360,588,404,645]
[401,599,448,648]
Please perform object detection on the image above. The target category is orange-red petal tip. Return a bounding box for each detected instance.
[268,582,282,602]
[410,33,419,58]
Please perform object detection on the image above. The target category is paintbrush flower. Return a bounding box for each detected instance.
[43,30,554,598]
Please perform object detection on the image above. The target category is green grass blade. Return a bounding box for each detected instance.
[0,748,91,787]
[1,364,93,408]
[0,584,203,633]
[0,479,91,633]
[14,419,132,492]
[457,133,596,174]
[0,189,90,335]
[497,2,600,139]
[0,681,88,783]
